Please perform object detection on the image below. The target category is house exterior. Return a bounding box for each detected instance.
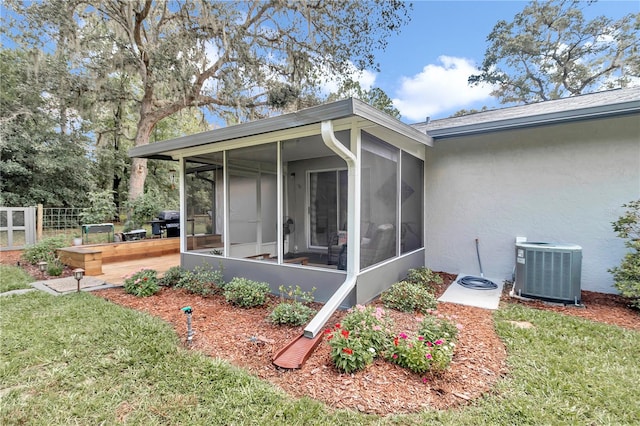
[416,86,639,295]
[129,87,639,335]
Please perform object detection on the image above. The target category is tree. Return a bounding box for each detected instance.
[6,0,411,204]
[327,80,401,119]
[0,49,94,206]
[609,200,640,309]
[469,0,640,104]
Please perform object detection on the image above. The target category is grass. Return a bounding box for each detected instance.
[1,290,638,425]
[0,264,34,293]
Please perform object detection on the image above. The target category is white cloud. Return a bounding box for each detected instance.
[392,56,495,121]
[317,61,377,95]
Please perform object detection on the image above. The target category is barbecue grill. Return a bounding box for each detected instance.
[151,210,180,237]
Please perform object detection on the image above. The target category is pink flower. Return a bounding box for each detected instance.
[418,336,424,341]
[392,354,398,359]
[435,339,443,345]
[399,332,408,340]
[422,377,428,384]
[426,341,433,347]
[426,353,432,359]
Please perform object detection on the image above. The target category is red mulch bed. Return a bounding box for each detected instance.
[2,249,638,415]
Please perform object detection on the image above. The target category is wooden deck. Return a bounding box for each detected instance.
[100,253,180,285]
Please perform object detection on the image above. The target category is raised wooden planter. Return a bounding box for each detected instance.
[57,247,103,276]
[57,237,180,276]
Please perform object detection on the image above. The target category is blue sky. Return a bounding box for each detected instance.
[356,0,639,123]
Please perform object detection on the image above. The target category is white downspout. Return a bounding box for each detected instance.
[304,120,360,338]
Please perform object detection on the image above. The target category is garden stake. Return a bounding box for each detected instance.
[181,306,194,345]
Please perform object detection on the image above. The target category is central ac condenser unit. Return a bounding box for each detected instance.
[514,242,582,304]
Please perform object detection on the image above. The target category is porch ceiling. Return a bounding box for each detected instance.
[128,98,433,160]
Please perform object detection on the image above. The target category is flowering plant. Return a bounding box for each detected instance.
[325,305,392,373]
[325,323,374,373]
[341,304,392,353]
[387,310,461,375]
[418,309,462,344]
[387,332,433,374]
[123,268,159,297]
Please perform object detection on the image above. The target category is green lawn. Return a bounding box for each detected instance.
[0,264,34,293]
[1,280,638,425]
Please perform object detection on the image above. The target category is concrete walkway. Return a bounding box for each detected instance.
[2,253,180,297]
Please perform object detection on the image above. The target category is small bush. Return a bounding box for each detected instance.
[325,323,374,374]
[325,305,392,373]
[22,236,68,264]
[159,266,186,287]
[406,267,443,292]
[609,200,640,309]
[223,277,270,308]
[123,268,159,297]
[418,310,462,344]
[386,331,456,374]
[340,304,392,354]
[269,285,316,326]
[269,302,315,326]
[46,259,64,277]
[380,281,437,314]
[175,264,224,296]
[387,332,433,374]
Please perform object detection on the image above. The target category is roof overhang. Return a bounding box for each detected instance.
[129,98,433,160]
[416,87,640,140]
[427,100,640,139]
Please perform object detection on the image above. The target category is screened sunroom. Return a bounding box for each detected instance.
[129,98,432,337]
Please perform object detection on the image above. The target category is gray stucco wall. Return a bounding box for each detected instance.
[424,114,640,293]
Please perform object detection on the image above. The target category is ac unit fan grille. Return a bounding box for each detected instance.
[515,243,582,304]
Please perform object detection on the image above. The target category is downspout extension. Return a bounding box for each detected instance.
[304,121,358,338]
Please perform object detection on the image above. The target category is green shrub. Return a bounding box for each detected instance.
[418,310,462,344]
[387,332,433,374]
[340,304,392,354]
[123,190,162,231]
[269,285,316,326]
[223,277,270,308]
[46,259,64,277]
[123,268,159,297]
[325,323,374,374]
[22,236,68,264]
[159,266,186,287]
[609,200,640,309]
[175,264,224,296]
[380,281,437,314]
[325,305,392,373]
[269,302,315,326]
[79,190,117,224]
[406,267,443,292]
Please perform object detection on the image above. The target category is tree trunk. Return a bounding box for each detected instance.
[128,116,155,203]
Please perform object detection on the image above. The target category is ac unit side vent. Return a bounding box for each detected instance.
[514,242,582,304]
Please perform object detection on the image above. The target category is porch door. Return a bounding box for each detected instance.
[308,170,347,248]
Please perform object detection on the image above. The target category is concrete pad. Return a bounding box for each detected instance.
[37,276,110,294]
[437,274,504,310]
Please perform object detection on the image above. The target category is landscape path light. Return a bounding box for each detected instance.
[37,261,48,279]
[73,268,85,293]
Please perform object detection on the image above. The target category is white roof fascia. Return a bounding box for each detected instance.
[414,87,640,140]
[129,98,432,160]
[426,100,640,139]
